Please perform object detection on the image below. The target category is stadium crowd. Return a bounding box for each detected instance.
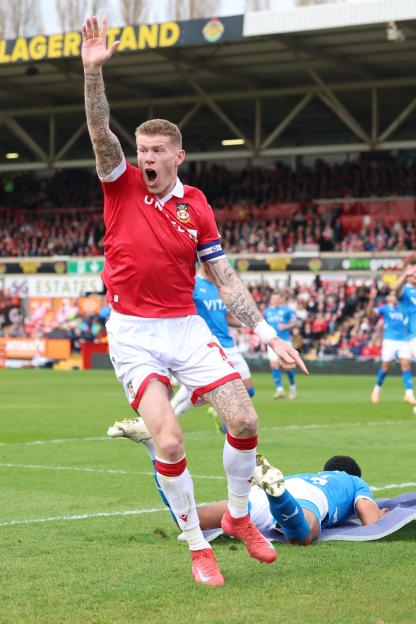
[1,155,416,256]
[1,153,413,361]
[230,278,384,360]
[218,217,416,254]
[1,279,388,361]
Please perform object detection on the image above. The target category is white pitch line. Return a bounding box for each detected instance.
[0,463,226,480]
[0,418,414,448]
[0,436,107,448]
[371,482,416,492]
[0,507,168,527]
[0,481,415,528]
[0,462,414,493]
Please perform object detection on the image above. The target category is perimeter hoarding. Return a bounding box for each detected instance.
[0,254,410,277]
[0,15,244,65]
[0,337,71,359]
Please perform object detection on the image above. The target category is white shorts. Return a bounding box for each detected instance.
[248,478,328,534]
[224,345,251,381]
[409,337,416,360]
[381,339,411,362]
[267,341,291,364]
[106,311,240,410]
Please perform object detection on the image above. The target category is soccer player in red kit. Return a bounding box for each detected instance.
[82,16,308,586]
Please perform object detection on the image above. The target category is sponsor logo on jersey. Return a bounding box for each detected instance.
[176,203,190,223]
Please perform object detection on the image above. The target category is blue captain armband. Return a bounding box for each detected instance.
[197,240,225,263]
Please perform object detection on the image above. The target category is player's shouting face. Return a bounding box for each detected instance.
[136,133,185,198]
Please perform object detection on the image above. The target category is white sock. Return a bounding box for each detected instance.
[174,397,193,417]
[171,385,189,409]
[223,438,256,518]
[142,438,156,461]
[156,461,209,551]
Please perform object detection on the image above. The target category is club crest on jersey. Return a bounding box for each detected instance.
[176,203,190,223]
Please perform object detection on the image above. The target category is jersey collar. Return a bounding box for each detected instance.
[158,177,184,206]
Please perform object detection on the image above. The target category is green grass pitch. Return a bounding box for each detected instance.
[1,369,415,624]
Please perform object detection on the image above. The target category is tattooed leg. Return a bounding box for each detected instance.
[203,379,258,437]
[204,379,258,519]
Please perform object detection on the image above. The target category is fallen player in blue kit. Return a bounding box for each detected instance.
[107,417,389,545]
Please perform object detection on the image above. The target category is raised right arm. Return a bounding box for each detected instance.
[82,16,124,178]
[394,266,415,298]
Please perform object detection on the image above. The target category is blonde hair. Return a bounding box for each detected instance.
[135,118,182,148]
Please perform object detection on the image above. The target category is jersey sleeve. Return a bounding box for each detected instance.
[353,476,374,504]
[99,159,132,196]
[197,198,225,263]
[399,284,410,304]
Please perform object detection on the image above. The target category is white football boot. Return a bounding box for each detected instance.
[107,417,151,443]
[273,387,285,399]
[254,454,285,498]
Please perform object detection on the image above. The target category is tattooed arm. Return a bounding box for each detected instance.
[81,16,123,177]
[204,257,309,374]
[204,258,263,328]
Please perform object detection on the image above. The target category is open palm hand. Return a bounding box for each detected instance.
[81,16,119,69]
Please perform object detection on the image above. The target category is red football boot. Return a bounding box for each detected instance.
[221,510,277,563]
[191,548,224,586]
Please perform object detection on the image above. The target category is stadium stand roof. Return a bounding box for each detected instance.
[1,0,416,171]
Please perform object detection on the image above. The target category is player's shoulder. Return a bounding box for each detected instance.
[116,161,142,185]
[183,183,209,205]
[351,475,368,488]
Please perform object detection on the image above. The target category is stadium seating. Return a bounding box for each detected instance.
[1,155,415,256]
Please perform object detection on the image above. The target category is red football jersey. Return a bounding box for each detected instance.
[101,162,221,317]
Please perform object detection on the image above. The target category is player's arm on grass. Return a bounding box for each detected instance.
[81,16,124,178]
[204,257,308,374]
[196,501,228,529]
[355,498,388,526]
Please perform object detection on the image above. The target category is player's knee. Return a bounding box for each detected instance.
[157,433,184,462]
[233,409,258,437]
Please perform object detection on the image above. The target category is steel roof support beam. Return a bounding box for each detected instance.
[109,115,137,149]
[6,139,416,172]
[371,88,378,146]
[307,67,371,144]
[261,93,314,150]
[378,95,416,143]
[55,122,88,162]
[185,75,254,150]
[177,102,202,130]
[3,116,48,163]
[49,114,55,163]
[254,97,262,153]
[161,50,257,90]
[4,76,416,119]
[275,36,376,81]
